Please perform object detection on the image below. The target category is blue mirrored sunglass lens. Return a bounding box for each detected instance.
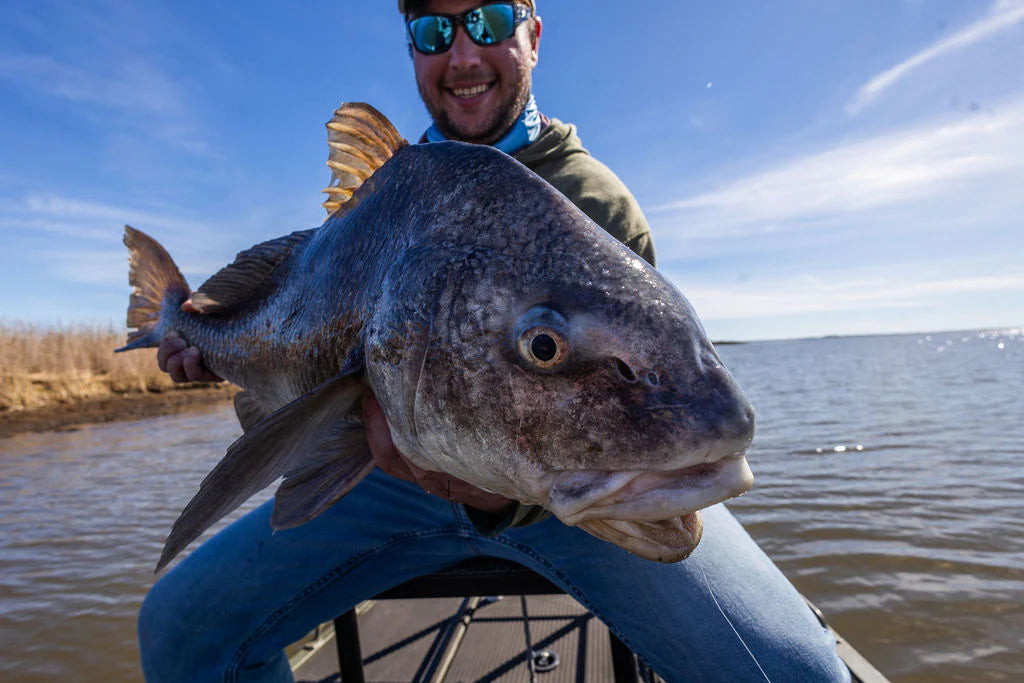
[410,16,454,53]
[466,5,516,44]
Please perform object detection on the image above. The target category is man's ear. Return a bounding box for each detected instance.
[530,16,542,65]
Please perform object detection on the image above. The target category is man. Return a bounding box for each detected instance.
[140,2,850,680]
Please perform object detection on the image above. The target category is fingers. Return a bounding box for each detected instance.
[157,331,222,383]
[181,347,223,382]
[157,332,186,373]
[363,392,418,483]
[373,448,417,483]
[421,473,515,512]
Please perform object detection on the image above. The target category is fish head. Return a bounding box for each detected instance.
[366,142,755,562]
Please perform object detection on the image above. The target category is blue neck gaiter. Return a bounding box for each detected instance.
[424,94,542,155]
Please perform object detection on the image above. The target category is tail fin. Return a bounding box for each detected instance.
[115,226,191,352]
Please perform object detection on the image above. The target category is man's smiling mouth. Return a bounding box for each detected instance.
[449,83,493,98]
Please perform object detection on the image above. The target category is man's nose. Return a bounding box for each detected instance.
[447,27,483,69]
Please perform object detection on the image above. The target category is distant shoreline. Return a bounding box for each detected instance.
[0,384,238,439]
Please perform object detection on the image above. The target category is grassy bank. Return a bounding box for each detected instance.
[0,322,202,412]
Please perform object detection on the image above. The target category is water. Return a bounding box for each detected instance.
[0,403,266,682]
[719,329,1024,682]
[1,329,1022,681]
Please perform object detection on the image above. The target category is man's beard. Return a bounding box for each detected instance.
[420,70,533,145]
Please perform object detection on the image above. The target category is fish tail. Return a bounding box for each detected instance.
[115,226,191,352]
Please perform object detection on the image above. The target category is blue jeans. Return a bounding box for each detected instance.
[138,469,850,682]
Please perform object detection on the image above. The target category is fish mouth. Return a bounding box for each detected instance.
[549,455,752,562]
[577,512,704,563]
[548,454,753,527]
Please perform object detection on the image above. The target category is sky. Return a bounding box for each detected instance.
[1,0,1022,341]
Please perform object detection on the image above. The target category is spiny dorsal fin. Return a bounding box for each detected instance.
[321,102,408,216]
[189,229,315,314]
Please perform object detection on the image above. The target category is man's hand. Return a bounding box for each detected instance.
[362,392,515,514]
[156,300,223,383]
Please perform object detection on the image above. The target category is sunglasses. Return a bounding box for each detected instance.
[407,3,532,55]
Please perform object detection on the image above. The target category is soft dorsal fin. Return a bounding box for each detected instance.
[189,228,315,314]
[321,102,408,216]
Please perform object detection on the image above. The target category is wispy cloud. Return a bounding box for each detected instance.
[45,248,133,285]
[0,51,212,157]
[675,270,1024,321]
[1,194,236,280]
[651,97,1024,238]
[0,53,187,117]
[16,194,213,238]
[0,1,222,158]
[847,0,1024,115]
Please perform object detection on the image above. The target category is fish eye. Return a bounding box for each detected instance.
[518,326,569,370]
[514,306,570,371]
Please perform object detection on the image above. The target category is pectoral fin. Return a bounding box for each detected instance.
[156,370,367,571]
[271,342,373,526]
[271,418,374,529]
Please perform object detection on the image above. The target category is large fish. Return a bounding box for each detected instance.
[118,103,755,571]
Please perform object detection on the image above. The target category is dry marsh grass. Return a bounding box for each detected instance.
[0,322,182,412]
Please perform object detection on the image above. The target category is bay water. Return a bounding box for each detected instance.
[1,329,1021,681]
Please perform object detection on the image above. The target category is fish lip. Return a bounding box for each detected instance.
[578,511,704,563]
[548,453,753,527]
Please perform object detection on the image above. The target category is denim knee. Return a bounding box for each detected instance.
[137,570,203,678]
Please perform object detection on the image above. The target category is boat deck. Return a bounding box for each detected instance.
[290,594,889,682]
[291,593,645,682]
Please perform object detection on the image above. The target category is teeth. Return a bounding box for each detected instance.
[451,84,490,97]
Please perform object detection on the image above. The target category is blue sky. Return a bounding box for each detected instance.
[1,1,1022,341]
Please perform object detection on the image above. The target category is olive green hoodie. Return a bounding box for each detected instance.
[515,119,656,267]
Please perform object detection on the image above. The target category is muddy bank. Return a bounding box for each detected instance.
[0,384,238,438]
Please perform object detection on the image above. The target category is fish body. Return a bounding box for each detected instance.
[119,104,755,570]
